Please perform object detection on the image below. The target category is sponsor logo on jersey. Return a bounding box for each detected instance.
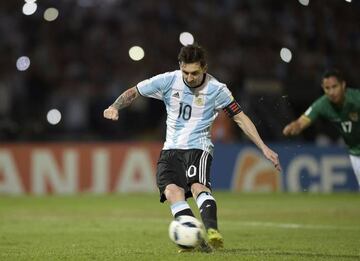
[172,92,180,99]
[349,112,358,122]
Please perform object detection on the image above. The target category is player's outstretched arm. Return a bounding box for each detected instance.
[103,86,140,121]
[282,116,311,136]
[233,112,281,172]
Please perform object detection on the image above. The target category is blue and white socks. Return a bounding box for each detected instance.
[170,201,194,218]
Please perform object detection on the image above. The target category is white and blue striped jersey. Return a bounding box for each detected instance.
[136,70,234,155]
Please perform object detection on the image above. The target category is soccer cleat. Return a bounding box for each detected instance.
[207,228,224,249]
[197,238,213,253]
[177,248,194,253]
[178,239,212,253]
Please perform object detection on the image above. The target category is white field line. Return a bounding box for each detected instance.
[225,221,360,231]
[118,218,360,231]
[4,215,360,231]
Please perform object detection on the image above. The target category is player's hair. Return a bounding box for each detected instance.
[322,69,345,82]
[178,44,207,68]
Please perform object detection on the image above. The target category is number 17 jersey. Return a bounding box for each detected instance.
[136,70,235,155]
[303,88,360,156]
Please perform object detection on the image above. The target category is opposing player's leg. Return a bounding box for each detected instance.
[349,155,360,190]
[184,149,224,249]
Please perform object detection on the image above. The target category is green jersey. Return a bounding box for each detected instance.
[304,88,360,156]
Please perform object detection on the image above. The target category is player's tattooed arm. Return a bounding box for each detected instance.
[104,86,140,121]
[111,86,140,110]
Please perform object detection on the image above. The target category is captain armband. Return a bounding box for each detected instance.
[223,100,242,118]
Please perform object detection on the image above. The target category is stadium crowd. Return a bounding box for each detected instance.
[0,0,359,143]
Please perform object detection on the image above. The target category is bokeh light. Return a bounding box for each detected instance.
[128,46,145,61]
[179,32,194,46]
[280,48,292,63]
[22,2,37,16]
[47,109,62,125]
[298,0,310,6]
[44,8,59,22]
[16,56,31,71]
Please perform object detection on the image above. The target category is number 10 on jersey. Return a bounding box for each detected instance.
[178,102,192,120]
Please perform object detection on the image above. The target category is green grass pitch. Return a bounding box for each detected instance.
[0,192,359,260]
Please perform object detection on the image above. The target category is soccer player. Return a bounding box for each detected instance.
[104,44,281,251]
[283,69,360,190]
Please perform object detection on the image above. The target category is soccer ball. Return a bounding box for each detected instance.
[168,215,205,249]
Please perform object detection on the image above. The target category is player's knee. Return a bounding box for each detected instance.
[164,184,185,203]
[191,183,210,198]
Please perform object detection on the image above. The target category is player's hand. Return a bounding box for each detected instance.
[283,121,301,136]
[103,106,119,121]
[262,145,282,172]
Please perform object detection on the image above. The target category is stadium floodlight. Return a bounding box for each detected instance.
[25,0,37,3]
[280,48,292,63]
[47,109,62,125]
[179,32,194,46]
[298,0,310,6]
[128,46,145,61]
[16,56,31,71]
[44,8,59,22]
[345,0,351,2]
[22,2,37,16]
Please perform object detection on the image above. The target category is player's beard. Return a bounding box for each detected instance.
[186,80,198,88]
[329,93,345,105]
[184,74,205,88]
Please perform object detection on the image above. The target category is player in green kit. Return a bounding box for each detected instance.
[283,69,360,190]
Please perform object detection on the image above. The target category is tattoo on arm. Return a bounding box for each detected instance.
[112,87,139,110]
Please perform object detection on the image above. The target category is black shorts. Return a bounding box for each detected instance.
[156,149,213,202]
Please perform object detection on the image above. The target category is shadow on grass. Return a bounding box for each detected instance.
[218,248,359,260]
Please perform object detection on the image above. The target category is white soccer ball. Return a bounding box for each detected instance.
[168,215,205,249]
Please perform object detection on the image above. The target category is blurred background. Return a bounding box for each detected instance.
[1,3,359,258]
[1,0,359,144]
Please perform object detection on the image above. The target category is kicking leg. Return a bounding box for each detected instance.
[165,184,211,253]
[165,184,194,218]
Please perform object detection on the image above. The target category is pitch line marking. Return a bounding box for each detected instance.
[230,221,360,231]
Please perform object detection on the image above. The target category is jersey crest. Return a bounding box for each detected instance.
[195,96,204,106]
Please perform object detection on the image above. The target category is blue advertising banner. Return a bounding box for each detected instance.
[0,143,357,194]
[211,143,358,192]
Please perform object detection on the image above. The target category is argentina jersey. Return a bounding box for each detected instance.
[136,70,234,155]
